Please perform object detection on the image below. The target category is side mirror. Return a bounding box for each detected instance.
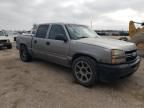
[55,34,67,42]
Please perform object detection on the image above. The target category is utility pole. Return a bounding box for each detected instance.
[90,17,93,29]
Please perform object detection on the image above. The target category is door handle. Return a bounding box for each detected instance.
[46,41,50,45]
[34,40,37,44]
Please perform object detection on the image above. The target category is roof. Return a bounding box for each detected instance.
[38,22,87,26]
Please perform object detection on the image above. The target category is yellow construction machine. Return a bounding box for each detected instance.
[119,21,144,56]
[129,20,144,56]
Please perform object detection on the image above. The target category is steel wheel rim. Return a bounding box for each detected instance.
[74,61,93,83]
[21,48,27,59]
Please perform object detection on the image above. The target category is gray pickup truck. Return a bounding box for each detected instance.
[16,23,140,86]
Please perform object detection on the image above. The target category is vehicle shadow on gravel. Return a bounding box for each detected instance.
[32,58,73,79]
[0,47,13,51]
[25,58,144,102]
[31,58,141,87]
[32,58,136,88]
[94,76,144,101]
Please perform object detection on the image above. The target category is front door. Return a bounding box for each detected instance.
[46,24,70,65]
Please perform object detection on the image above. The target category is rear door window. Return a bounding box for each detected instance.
[36,25,49,38]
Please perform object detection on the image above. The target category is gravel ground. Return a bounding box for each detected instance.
[0,45,144,108]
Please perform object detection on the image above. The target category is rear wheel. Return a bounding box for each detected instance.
[20,45,32,62]
[72,56,97,87]
[7,44,12,49]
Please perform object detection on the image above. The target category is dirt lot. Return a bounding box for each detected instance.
[0,45,144,108]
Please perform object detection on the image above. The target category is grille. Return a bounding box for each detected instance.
[0,40,7,43]
[125,50,137,62]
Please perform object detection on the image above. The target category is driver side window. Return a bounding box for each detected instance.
[49,25,66,40]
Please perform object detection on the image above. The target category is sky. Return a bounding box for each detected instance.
[0,0,144,30]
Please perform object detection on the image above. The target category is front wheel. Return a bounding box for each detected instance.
[20,45,32,62]
[72,56,97,87]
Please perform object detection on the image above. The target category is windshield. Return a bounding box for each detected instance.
[0,31,4,36]
[66,24,100,40]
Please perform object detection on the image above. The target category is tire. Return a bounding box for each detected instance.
[72,56,97,87]
[7,44,12,49]
[14,37,16,41]
[20,45,32,62]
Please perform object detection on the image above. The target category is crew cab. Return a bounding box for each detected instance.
[16,23,140,86]
[0,30,12,49]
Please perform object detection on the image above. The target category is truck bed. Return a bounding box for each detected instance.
[16,34,33,50]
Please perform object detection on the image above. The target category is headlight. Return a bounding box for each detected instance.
[112,49,126,64]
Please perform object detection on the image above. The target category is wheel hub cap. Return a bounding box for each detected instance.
[74,61,92,83]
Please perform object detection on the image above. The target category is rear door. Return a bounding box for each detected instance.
[32,24,50,58]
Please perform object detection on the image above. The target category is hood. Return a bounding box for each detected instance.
[0,36,9,40]
[75,37,137,51]
[0,36,14,42]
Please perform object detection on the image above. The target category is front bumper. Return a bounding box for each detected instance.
[0,43,3,47]
[0,42,11,47]
[97,57,141,81]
